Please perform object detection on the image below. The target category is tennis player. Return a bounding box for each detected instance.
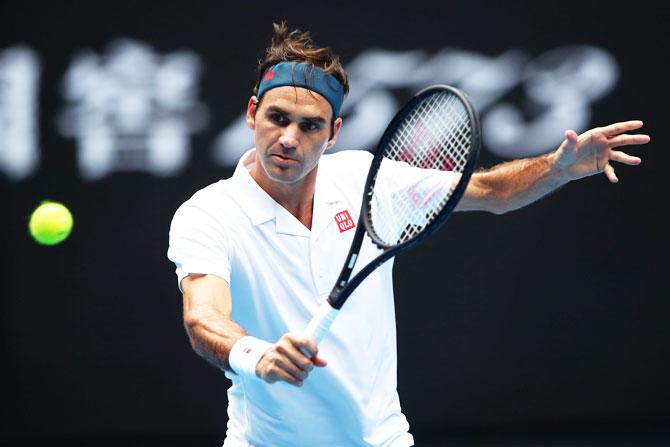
[167,22,649,447]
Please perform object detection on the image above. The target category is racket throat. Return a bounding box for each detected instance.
[334,253,357,289]
[328,255,356,309]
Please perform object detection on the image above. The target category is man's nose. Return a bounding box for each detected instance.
[278,124,300,149]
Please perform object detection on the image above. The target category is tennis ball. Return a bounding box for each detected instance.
[28,201,74,245]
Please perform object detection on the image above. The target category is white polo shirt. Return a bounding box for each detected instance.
[168,148,415,447]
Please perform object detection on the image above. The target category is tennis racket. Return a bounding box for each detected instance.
[303,84,481,344]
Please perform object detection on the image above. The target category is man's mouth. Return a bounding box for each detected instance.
[270,153,298,164]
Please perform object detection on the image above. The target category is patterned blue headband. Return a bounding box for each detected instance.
[257,61,345,118]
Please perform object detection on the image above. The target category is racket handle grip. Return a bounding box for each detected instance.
[303,301,339,345]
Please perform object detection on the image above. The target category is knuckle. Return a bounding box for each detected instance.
[300,340,314,354]
[292,333,307,346]
[283,333,301,347]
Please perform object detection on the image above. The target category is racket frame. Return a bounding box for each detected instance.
[327,84,481,309]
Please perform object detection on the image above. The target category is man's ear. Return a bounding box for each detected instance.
[326,117,343,149]
[246,96,258,130]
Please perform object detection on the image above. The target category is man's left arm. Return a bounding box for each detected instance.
[456,120,651,215]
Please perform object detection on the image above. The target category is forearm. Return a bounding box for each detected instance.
[459,120,650,214]
[460,152,568,214]
[184,313,247,372]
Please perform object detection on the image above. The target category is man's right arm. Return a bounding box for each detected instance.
[181,273,246,372]
[181,273,327,386]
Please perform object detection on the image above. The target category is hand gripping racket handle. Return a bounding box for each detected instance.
[303,301,340,344]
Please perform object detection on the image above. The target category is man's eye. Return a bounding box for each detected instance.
[270,113,288,125]
[300,121,319,132]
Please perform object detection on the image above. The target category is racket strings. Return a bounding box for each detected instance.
[369,91,472,246]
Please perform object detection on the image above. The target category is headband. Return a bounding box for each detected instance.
[257,61,345,118]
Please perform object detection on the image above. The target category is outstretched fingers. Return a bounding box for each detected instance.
[603,163,618,183]
[600,120,644,137]
[608,133,651,148]
[560,121,649,182]
[599,123,649,183]
[609,150,641,166]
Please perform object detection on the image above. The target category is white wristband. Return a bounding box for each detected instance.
[229,336,273,380]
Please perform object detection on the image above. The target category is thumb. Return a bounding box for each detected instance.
[564,129,579,147]
[311,355,328,367]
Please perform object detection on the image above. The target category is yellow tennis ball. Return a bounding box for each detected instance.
[28,201,74,245]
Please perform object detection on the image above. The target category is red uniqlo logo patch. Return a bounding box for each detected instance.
[334,210,355,233]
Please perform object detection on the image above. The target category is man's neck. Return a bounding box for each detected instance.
[249,162,318,230]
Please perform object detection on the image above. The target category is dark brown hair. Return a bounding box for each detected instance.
[253,22,349,96]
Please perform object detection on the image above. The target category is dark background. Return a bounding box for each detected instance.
[2,0,668,445]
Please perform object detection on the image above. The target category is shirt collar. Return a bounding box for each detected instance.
[230,149,276,226]
[230,148,346,231]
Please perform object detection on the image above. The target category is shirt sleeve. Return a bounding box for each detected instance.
[370,159,455,245]
[167,203,232,292]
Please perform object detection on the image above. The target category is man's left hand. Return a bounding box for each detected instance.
[553,120,650,183]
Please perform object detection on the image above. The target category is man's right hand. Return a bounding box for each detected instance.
[255,333,327,387]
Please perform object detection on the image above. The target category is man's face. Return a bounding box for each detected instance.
[246,86,342,186]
